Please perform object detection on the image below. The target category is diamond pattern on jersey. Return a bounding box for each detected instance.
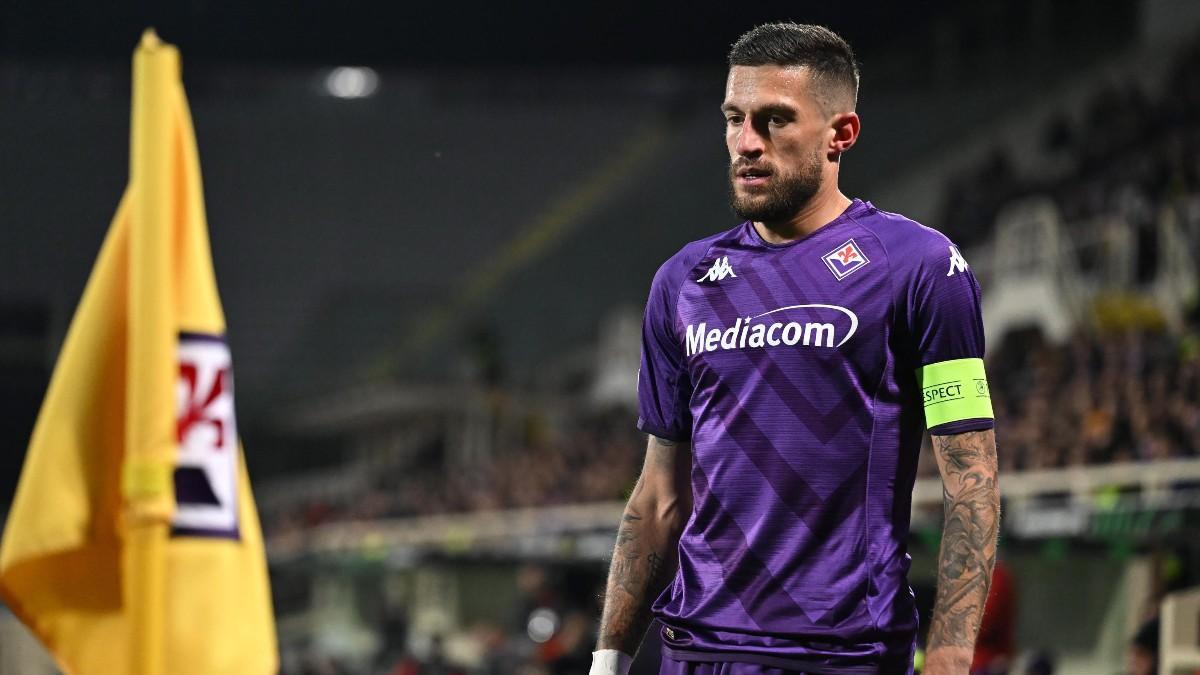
[693,376,871,626]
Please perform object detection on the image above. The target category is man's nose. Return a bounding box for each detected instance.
[735,121,765,158]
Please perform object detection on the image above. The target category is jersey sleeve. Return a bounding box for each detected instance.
[907,238,994,436]
[636,259,693,442]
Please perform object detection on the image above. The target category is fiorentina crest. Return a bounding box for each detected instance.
[173,332,240,538]
[822,239,870,281]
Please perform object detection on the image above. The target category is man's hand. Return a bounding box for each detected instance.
[926,429,1000,674]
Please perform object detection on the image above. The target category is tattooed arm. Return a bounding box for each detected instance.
[925,429,1000,675]
[596,434,692,659]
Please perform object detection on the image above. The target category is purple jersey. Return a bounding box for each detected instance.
[636,199,991,673]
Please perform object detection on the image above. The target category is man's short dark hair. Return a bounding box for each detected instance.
[728,22,860,113]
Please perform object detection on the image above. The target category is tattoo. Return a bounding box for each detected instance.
[615,513,642,547]
[928,430,1000,657]
[611,513,647,595]
[600,506,676,651]
[611,552,645,596]
[647,551,666,588]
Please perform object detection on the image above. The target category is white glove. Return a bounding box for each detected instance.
[589,649,633,675]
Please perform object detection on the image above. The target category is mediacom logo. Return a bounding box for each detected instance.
[684,304,858,356]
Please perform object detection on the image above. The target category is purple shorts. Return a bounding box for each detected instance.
[659,657,842,675]
[658,653,911,675]
[659,658,800,675]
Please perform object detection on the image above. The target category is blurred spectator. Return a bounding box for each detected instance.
[1127,616,1159,675]
[421,635,465,675]
[971,559,1016,675]
[1023,651,1054,675]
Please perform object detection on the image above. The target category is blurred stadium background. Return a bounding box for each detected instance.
[3,1,1200,673]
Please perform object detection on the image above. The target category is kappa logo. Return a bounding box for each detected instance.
[697,256,737,283]
[947,245,969,276]
[823,239,870,280]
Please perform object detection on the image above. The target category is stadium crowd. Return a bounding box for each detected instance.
[997,326,1200,471]
[269,319,1200,539]
[940,32,1200,251]
[267,412,644,535]
[917,323,1200,479]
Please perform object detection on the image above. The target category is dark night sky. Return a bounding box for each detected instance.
[2,1,967,66]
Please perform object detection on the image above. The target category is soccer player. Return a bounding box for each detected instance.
[591,23,999,675]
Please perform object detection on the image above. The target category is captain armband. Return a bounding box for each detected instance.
[917,357,994,428]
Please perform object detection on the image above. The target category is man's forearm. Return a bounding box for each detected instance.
[927,430,1000,672]
[597,439,688,656]
[596,500,679,655]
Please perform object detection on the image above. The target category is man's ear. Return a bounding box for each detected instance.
[829,111,860,157]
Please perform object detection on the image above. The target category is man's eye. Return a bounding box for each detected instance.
[769,116,788,127]
[725,115,743,126]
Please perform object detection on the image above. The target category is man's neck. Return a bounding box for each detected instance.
[753,188,853,245]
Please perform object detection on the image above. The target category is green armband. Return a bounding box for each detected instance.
[917,357,993,428]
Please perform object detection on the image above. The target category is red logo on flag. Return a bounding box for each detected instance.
[178,362,229,450]
[173,333,240,539]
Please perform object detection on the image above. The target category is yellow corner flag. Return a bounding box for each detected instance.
[0,31,277,675]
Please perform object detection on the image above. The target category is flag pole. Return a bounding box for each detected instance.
[124,29,179,675]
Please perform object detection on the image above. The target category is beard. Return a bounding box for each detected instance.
[728,151,823,223]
